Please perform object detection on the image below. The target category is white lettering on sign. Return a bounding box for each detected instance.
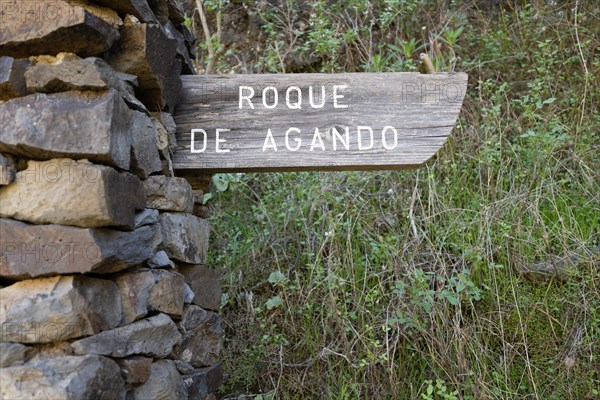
[286,86,302,109]
[190,126,406,153]
[238,86,255,109]
[357,126,374,150]
[285,127,302,151]
[262,129,277,152]
[333,85,348,109]
[310,128,325,151]
[238,85,348,109]
[176,72,469,172]
[191,128,231,153]
[215,129,230,153]
[190,129,207,153]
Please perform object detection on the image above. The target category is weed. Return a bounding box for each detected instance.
[194,0,600,398]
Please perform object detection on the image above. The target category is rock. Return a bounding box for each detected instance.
[192,190,209,217]
[71,313,181,358]
[163,21,195,74]
[137,57,182,112]
[160,154,175,178]
[114,270,154,325]
[179,305,209,332]
[0,153,16,185]
[153,117,171,154]
[107,17,180,111]
[134,208,159,228]
[89,0,157,23]
[166,0,186,24]
[132,360,187,400]
[153,111,178,142]
[151,117,176,176]
[0,56,29,100]
[184,283,195,304]
[72,2,123,29]
[171,306,223,367]
[183,363,223,400]
[150,0,170,24]
[0,276,122,343]
[178,24,197,60]
[25,54,150,115]
[159,213,210,264]
[185,175,213,193]
[194,205,211,219]
[0,1,120,57]
[152,0,186,25]
[30,53,80,64]
[193,190,204,205]
[0,89,133,169]
[130,111,163,178]
[147,269,185,317]
[0,342,31,367]
[144,175,194,212]
[0,355,125,400]
[0,218,161,279]
[116,356,153,384]
[115,71,138,86]
[26,55,110,92]
[162,58,183,111]
[115,269,184,324]
[148,250,175,269]
[174,359,195,375]
[178,265,221,311]
[0,159,145,229]
[27,341,74,360]
[151,112,177,174]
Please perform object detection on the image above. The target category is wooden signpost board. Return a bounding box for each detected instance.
[173,72,467,173]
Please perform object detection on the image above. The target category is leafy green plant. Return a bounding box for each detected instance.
[421,379,460,400]
[202,1,600,398]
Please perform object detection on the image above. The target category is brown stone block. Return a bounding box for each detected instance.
[130,111,163,178]
[0,275,122,343]
[0,159,145,229]
[159,213,209,264]
[70,313,181,358]
[132,360,187,400]
[0,342,31,368]
[89,0,157,23]
[106,17,181,110]
[0,218,161,280]
[183,363,223,400]
[0,56,29,100]
[177,264,221,311]
[144,175,194,212]
[0,153,16,185]
[115,269,185,324]
[171,306,223,368]
[0,89,133,169]
[0,355,125,400]
[0,0,119,57]
[163,20,195,74]
[116,356,153,385]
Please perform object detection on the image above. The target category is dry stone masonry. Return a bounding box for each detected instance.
[0,1,223,398]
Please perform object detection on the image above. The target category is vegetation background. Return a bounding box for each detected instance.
[182,0,599,398]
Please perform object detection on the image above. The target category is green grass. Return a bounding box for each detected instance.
[196,0,599,398]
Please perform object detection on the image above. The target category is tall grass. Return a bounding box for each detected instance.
[198,1,599,398]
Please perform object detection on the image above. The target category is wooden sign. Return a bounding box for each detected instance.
[173,72,467,173]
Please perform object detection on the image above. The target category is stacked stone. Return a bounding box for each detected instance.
[0,1,222,399]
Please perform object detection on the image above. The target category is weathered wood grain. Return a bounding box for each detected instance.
[173,72,467,173]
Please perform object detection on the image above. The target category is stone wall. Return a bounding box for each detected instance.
[0,1,223,399]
